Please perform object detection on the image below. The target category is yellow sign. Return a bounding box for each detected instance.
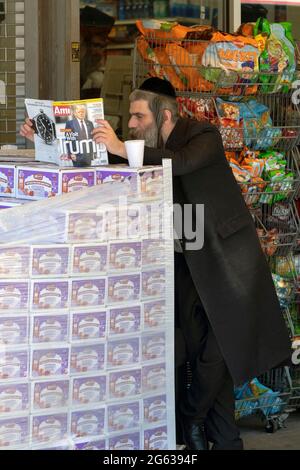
[71,42,80,62]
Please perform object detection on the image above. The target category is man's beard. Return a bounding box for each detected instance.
[128,123,158,148]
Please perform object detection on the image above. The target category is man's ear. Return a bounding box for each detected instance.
[163,109,172,123]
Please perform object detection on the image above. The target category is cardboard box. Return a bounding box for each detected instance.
[95,166,163,199]
[0,246,30,278]
[0,164,17,198]
[30,245,70,278]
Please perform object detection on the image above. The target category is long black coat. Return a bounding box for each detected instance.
[141,118,291,385]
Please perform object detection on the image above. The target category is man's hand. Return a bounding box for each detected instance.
[19,117,35,142]
[92,119,127,159]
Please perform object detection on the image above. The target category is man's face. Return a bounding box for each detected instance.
[128,99,158,147]
[74,106,86,120]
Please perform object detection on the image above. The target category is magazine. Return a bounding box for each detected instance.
[24,98,109,167]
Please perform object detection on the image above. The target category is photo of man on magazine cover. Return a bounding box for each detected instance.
[64,103,95,166]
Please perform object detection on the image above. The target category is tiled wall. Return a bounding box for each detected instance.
[0,0,25,146]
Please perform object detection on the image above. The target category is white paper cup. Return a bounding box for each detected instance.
[125,140,145,168]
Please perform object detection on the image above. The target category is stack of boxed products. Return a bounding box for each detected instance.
[0,162,164,207]
[0,160,175,450]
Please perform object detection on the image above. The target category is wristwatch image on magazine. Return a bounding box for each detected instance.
[32,109,56,145]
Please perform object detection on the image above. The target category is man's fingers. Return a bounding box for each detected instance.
[25,117,33,127]
[94,119,111,130]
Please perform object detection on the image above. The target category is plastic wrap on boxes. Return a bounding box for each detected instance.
[0,160,175,449]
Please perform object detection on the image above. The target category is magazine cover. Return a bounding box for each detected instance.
[25,98,108,167]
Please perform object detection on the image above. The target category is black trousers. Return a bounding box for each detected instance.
[175,253,243,450]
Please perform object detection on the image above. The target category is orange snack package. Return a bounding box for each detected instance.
[165,42,213,91]
[136,37,188,91]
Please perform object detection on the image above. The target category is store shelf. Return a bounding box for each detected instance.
[114,17,202,25]
[106,43,134,50]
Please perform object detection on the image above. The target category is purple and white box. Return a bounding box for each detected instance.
[32,379,69,411]
[142,333,166,362]
[142,269,166,299]
[31,314,69,344]
[75,439,106,450]
[31,245,70,277]
[109,305,141,336]
[30,413,68,445]
[72,375,107,407]
[143,395,167,425]
[70,343,105,375]
[95,166,163,200]
[16,166,60,200]
[31,346,70,378]
[71,244,107,276]
[71,311,106,342]
[0,416,29,448]
[71,278,106,309]
[60,170,95,194]
[70,407,105,439]
[66,211,105,243]
[108,400,140,433]
[108,242,141,272]
[143,300,166,330]
[109,431,140,451]
[0,280,29,312]
[0,315,28,346]
[144,425,168,450]
[109,369,141,400]
[139,168,163,199]
[107,337,140,368]
[142,363,166,393]
[31,279,69,311]
[108,274,140,304]
[0,164,16,198]
[0,349,28,381]
[0,246,30,278]
[95,167,137,193]
[0,382,30,414]
[142,240,166,267]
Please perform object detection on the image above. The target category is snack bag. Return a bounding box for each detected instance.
[243,158,265,178]
[176,97,216,121]
[272,273,294,308]
[254,18,296,93]
[165,43,211,91]
[243,176,266,206]
[136,37,187,90]
[200,32,260,95]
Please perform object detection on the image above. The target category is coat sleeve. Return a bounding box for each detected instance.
[144,126,224,176]
[108,153,128,164]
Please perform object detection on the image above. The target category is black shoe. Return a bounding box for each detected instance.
[181,420,208,450]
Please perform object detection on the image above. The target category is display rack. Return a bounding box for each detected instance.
[133,29,300,432]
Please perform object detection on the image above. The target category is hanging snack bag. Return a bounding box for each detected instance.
[199,32,260,95]
[136,37,187,91]
[165,42,211,91]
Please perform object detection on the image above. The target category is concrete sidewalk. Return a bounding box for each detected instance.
[239,410,300,450]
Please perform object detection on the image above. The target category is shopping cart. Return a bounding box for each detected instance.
[235,367,291,433]
[287,364,300,411]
